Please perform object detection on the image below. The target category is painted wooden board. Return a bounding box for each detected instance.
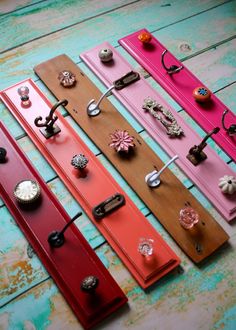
[33,54,229,263]
[1,1,236,329]
[80,42,236,222]
[0,79,181,288]
[0,122,127,329]
[119,29,236,161]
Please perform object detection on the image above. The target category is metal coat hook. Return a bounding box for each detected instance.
[222,109,236,136]
[161,50,183,74]
[187,127,220,165]
[48,212,82,248]
[34,99,68,138]
[86,71,140,116]
[145,155,179,188]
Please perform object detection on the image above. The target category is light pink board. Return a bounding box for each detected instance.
[118,29,236,161]
[80,42,236,222]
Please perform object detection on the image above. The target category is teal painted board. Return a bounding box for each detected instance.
[0,0,228,52]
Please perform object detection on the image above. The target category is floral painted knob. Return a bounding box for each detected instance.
[192,86,211,103]
[81,275,99,293]
[71,154,88,170]
[138,32,152,44]
[219,175,236,195]
[98,48,113,62]
[179,203,199,229]
[109,130,135,153]
[58,70,76,87]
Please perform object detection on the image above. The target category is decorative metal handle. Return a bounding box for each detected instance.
[161,50,183,74]
[48,212,82,248]
[86,71,140,117]
[222,109,236,136]
[145,155,179,187]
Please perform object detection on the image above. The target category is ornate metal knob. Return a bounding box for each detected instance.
[98,48,113,62]
[14,179,41,204]
[71,154,89,170]
[81,275,99,293]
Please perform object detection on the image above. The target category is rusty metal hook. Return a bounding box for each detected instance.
[161,50,183,74]
[34,99,68,138]
[187,127,220,165]
[222,109,236,136]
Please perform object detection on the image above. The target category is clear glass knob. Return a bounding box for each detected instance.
[138,238,154,256]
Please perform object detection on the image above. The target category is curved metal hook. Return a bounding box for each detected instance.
[161,50,183,74]
[222,109,236,136]
[34,99,68,130]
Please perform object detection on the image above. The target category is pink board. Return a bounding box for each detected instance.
[80,42,236,222]
[118,29,236,161]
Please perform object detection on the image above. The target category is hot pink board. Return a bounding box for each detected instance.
[118,29,236,161]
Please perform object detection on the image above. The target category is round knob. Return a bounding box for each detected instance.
[138,32,152,44]
[58,70,76,87]
[14,179,41,204]
[71,154,88,170]
[98,48,113,62]
[0,147,7,162]
[81,275,99,293]
[193,86,211,103]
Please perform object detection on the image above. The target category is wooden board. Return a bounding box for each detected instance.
[33,54,229,263]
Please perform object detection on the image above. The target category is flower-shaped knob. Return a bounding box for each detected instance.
[138,238,154,256]
[71,154,88,170]
[109,130,135,153]
[58,70,76,87]
[219,175,236,195]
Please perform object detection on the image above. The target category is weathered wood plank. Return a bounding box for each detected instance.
[0,1,235,88]
[0,0,229,53]
[0,0,41,15]
[1,237,236,330]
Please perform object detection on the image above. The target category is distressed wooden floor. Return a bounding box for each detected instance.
[0,1,236,329]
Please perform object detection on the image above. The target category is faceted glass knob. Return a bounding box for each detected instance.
[179,204,199,229]
[17,86,31,107]
[138,238,154,256]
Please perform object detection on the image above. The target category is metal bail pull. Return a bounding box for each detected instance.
[86,71,140,117]
[161,50,183,75]
[34,99,68,139]
[92,193,125,220]
[187,127,220,166]
[222,109,236,136]
[145,155,179,187]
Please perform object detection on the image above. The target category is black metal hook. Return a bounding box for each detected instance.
[222,109,236,136]
[34,99,68,138]
[187,127,220,165]
[48,211,82,248]
[161,50,183,74]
